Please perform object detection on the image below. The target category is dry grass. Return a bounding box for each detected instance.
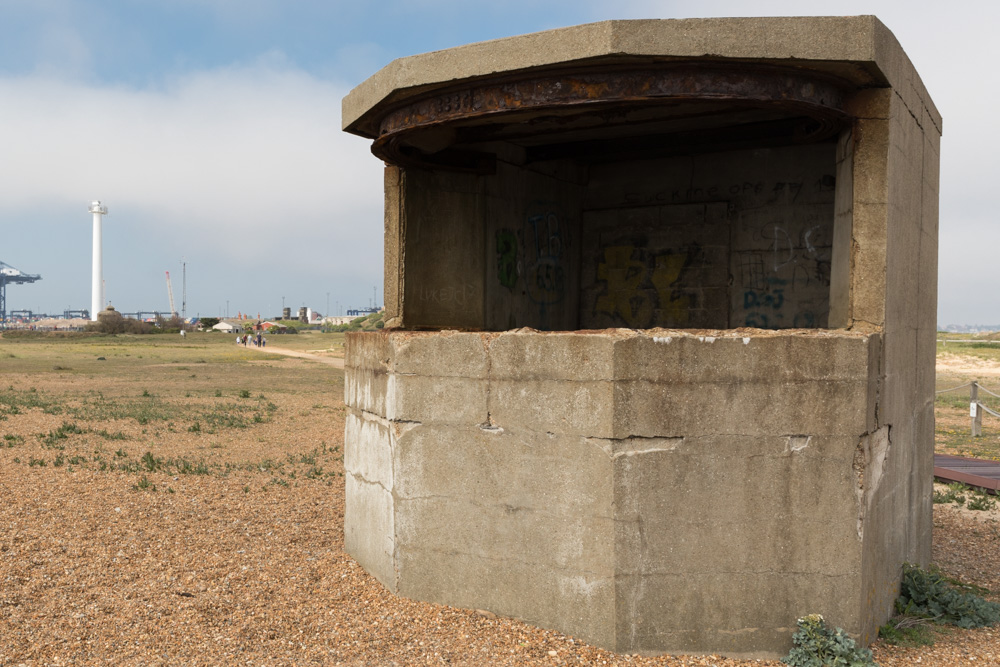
[1,331,999,665]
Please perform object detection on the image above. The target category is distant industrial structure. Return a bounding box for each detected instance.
[0,261,42,323]
[89,200,108,321]
[346,306,380,317]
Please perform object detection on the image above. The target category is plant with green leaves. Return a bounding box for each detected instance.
[897,564,1000,628]
[133,475,156,491]
[966,488,997,511]
[933,481,969,506]
[877,615,937,647]
[783,614,878,667]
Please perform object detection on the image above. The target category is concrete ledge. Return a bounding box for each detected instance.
[343,16,940,139]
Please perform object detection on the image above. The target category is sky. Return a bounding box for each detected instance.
[0,0,993,325]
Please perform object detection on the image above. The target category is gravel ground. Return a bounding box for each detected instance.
[2,337,1000,666]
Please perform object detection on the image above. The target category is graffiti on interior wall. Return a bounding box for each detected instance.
[495,229,519,289]
[620,176,835,207]
[525,209,566,305]
[738,220,830,328]
[594,244,697,328]
[417,283,478,307]
[494,204,572,313]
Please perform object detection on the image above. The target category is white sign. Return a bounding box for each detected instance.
[972,402,978,417]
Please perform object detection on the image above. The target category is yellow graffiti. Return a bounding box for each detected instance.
[595,245,690,328]
[651,253,689,324]
[595,246,651,327]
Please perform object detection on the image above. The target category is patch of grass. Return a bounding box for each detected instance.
[3,434,23,447]
[934,482,969,506]
[967,489,997,511]
[132,475,156,492]
[199,399,276,430]
[38,422,83,449]
[72,394,174,425]
[169,457,211,475]
[0,386,62,417]
[878,615,940,647]
[141,451,162,472]
[28,457,47,467]
[93,428,129,441]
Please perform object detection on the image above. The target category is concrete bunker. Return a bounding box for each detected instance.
[342,17,940,658]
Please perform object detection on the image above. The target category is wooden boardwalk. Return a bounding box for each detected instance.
[934,453,1000,493]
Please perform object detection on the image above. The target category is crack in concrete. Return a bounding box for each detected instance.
[396,543,612,579]
[853,424,892,540]
[348,471,392,495]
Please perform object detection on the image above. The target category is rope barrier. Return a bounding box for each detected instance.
[936,382,973,394]
[979,402,1000,419]
[978,384,1000,399]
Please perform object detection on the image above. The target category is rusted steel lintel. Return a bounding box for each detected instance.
[377,65,848,138]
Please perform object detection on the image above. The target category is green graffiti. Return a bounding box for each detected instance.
[496,229,518,289]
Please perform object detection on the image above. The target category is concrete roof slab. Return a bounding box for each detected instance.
[343,16,940,139]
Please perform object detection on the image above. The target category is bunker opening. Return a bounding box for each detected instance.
[367,62,856,332]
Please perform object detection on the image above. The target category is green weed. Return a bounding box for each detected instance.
[133,475,156,491]
[934,482,969,506]
[141,451,162,472]
[967,489,997,511]
[94,429,129,441]
[783,614,876,666]
[878,615,939,647]
[896,564,1000,628]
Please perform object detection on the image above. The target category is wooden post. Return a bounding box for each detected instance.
[972,381,982,437]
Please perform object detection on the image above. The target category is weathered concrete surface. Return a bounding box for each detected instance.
[343,17,940,139]
[345,329,883,657]
[341,14,940,660]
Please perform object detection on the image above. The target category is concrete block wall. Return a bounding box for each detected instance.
[345,329,882,657]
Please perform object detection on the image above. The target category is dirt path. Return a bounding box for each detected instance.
[249,344,344,368]
[938,351,1000,378]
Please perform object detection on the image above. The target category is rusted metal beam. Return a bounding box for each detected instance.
[369,63,850,171]
[377,63,847,137]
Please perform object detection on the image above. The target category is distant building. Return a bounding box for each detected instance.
[321,316,357,326]
[212,320,244,334]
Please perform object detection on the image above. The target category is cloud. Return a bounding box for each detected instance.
[0,56,384,268]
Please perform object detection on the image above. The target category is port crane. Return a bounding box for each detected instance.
[165,271,177,318]
[0,261,41,323]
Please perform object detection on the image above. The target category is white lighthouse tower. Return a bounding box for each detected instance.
[89,201,107,321]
